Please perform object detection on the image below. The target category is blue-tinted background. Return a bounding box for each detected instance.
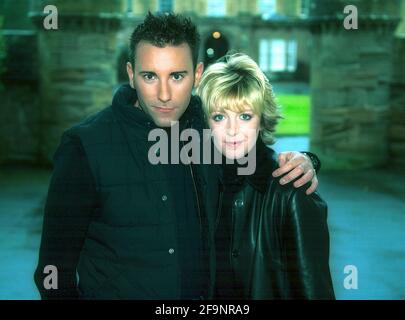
[0,0,404,299]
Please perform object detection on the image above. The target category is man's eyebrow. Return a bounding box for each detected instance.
[138,71,188,75]
[138,71,156,74]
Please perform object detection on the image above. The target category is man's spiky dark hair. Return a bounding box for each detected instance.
[129,12,200,68]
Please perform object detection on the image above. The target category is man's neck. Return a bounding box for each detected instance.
[134,100,143,111]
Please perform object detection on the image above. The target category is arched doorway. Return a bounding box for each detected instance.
[203,31,229,67]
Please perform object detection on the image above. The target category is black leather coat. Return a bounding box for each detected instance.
[216,140,335,299]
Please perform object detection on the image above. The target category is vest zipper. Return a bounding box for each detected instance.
[189,164,202,231]
[186,121,202,232]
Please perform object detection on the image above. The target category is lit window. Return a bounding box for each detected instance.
[127,0,133,12]
[258,0,277,19]
[159,0,173,13]
[300,0,310,17]
[270,39,286,71]
[207,0,226,17]
[259,40,270,71]
[287,40,297,71]
[259,38,297,72]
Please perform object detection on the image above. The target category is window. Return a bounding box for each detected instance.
[207,0,226,17]
[270,39,286,71]
[259,39,297,72]
[286,40,297,71]
[300,0,310,17]
[159,0,173,13]
[127,0,133,12]
[258,0,277,19]
[259,40,271,71]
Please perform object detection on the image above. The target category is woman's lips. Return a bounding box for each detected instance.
[224,141,244,148]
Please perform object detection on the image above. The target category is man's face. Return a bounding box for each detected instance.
[127,41,203,127]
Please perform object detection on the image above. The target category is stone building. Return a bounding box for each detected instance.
[307,0,404,168]
[0,0,39,164]
[121,0,311,82]
[391,2,405,167]
[0,0,125,164]
[0,0,404,169]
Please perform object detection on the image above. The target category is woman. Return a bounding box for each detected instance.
[196,54,335,299]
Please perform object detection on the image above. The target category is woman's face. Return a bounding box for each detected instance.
[209,108,260,160]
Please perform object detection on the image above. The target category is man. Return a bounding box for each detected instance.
[34,12,320,299]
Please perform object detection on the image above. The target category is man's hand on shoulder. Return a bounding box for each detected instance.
[272,151,318,195]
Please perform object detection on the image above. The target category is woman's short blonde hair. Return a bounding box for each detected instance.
[196,53,281,145]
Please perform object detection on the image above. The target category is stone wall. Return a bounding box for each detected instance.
[0,0,33,29]
[0,0,40,165]
[308,0,401,169]
[0,31,40,165]
[389,38,405,165]
[0,0,126,165]
[1,0,403,168]
[389,1,405,166]
[29,0,126,164]
[0,81,40,164]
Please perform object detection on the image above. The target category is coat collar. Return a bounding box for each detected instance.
[219,138,279,194]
